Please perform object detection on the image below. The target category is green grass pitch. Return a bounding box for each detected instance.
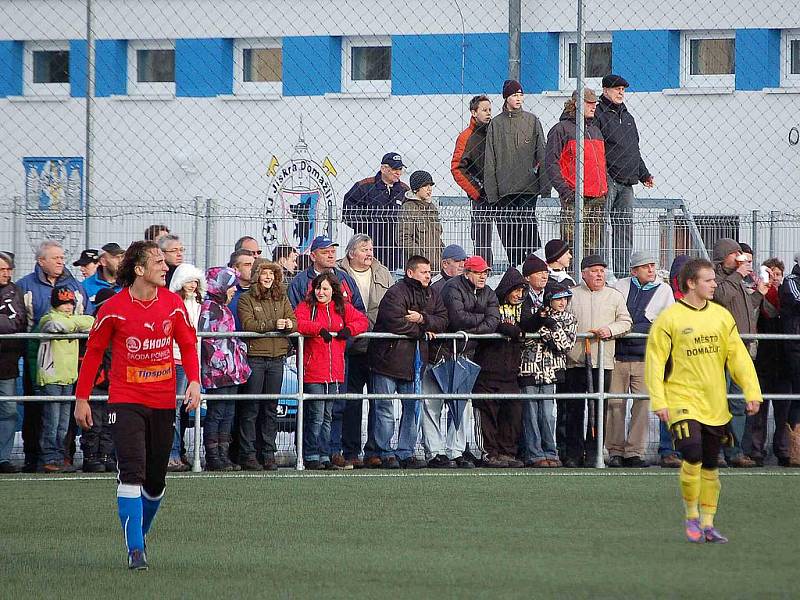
[2,470,797,599]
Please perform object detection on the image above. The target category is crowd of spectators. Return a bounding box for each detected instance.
[2,219,799,473]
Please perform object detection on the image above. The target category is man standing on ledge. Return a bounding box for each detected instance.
[645,258,761,544]
[74,241,201,570]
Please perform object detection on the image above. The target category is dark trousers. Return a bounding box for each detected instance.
[21,362,42,467]
[472,195,540,268]
[747,370,790,459]
[343,353,378,459]
[563,367,611,465]
[239,356,284,462]
[110,403,173,495]
[473,394,522,458]
[80,398,115,460]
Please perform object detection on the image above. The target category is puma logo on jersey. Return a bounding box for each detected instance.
[144,322,155,331]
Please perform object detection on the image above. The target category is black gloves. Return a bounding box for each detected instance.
[338,327,352,341]
[319,328,333,343]
[541,317,558,331]
[497,322,524,341]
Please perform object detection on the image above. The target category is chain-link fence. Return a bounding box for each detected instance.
[2,1,800,276]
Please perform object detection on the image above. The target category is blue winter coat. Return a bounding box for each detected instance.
[16,265,88,327]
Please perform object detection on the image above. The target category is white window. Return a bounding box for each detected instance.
[234,38,282,96]
[681,31,735,88]
[559,32,612,91]
[782,30,800,87]
[342,36,391,95]
[128,40,175,95]
[24,41,70,96]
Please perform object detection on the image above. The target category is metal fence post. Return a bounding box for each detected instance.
[204,197,213,270]
[12,195,22,260]
[751,209,759,260]
[769,210,777,257]
[192,397,202,472]
[295,335,305,470]
[193,195,201,266]
[573,0,586,281]
[595,339,606,469]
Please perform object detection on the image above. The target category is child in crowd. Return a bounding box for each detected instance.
[237,260,296,471]
[168,263,206,472]
[200,267,251,471]
[519,282,576,468]
[34,287,95,472]
[398,170,444,267]
[79,287,117,472]
[295,273,368,470]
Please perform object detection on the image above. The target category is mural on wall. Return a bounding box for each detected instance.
[262,120,337,256]
[23,156,85,266]
[24,157,84,212]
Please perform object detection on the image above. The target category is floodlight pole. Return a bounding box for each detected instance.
[573,0,586,282]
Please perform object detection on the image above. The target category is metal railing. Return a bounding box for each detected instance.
[1,329,796,472]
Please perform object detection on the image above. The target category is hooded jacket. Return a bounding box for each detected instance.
[398,191,444,268]
[169,263,206,364]
[369,276,449,381]
[199,267,252,389]
[483,106,548,204]
[34,309,95,386]
[295,300,369,384]
[16,264,87,327]
[545,110,608,200]
[336,255,393,354]
[594,94,651,185]
[237,261,296,358]
[474,268,527,383]
[451,115,488,201]
[0,281,27,379]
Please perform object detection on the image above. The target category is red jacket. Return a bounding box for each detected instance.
[544,111,608,199]
[295,300,368,384]
[450,116,488,201]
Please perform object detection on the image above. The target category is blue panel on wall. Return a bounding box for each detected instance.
[520,32,559,93]
[0,40,24,97]
[283,36,341,96]
[69,40,87,97]
[392,33,506,95]
[612,30,680,92]
[735,29,780,90]
[176,38,233,97]
[95,40,127,97]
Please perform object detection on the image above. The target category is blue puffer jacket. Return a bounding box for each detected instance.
[287,266,365,313]
[16,265,88,328]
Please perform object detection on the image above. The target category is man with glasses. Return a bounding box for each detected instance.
[595,75,654,277]
[545,88,608,257]
[158,235,184,287]
[342,153,409,272]
[423,255,500,468]
[235,236,262,258]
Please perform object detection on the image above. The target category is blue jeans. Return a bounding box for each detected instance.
[39,384,72,465]
[372,373,418,460]
[204,386,236,439]
[170,365,187,459]
[521,384,558,461]
[0,378,17,463]
[659,420,679,457]
[303,383,339,462]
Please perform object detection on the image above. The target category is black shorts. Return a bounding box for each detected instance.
[670,419,732,468]
[110,403,175,496]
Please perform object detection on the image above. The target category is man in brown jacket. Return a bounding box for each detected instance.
[336,234,394,468]
[712,237,767,468]
[564,255,632,467]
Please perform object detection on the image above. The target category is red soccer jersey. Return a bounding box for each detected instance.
[75,287,200,409]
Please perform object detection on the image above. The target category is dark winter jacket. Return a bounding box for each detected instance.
[713,262,763,357]
[451,116,489,201]
[0,281,27,379]
[474,269,527,383]
[612,277,673,361]
[545,111,608,200]
[16,264,87,327]
[483,106,548,204]
[594,95,651,186]
[779,264,800,354]
[369,277,449,381]
[432,274,501,362]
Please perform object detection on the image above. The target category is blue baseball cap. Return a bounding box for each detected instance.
[381,152,405,169]
[442,244,467,261]
[309,235,339,253]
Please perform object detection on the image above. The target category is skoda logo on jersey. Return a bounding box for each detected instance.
[126,336,142,353]
[163,320,173,336]
[262,118,337,258]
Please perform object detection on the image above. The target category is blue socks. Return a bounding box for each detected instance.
[117,484,144,553]
[141,487,165,536]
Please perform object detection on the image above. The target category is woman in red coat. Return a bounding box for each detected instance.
[295,273,368,469]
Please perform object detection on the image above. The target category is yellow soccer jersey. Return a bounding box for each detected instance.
[645,299,762,427]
